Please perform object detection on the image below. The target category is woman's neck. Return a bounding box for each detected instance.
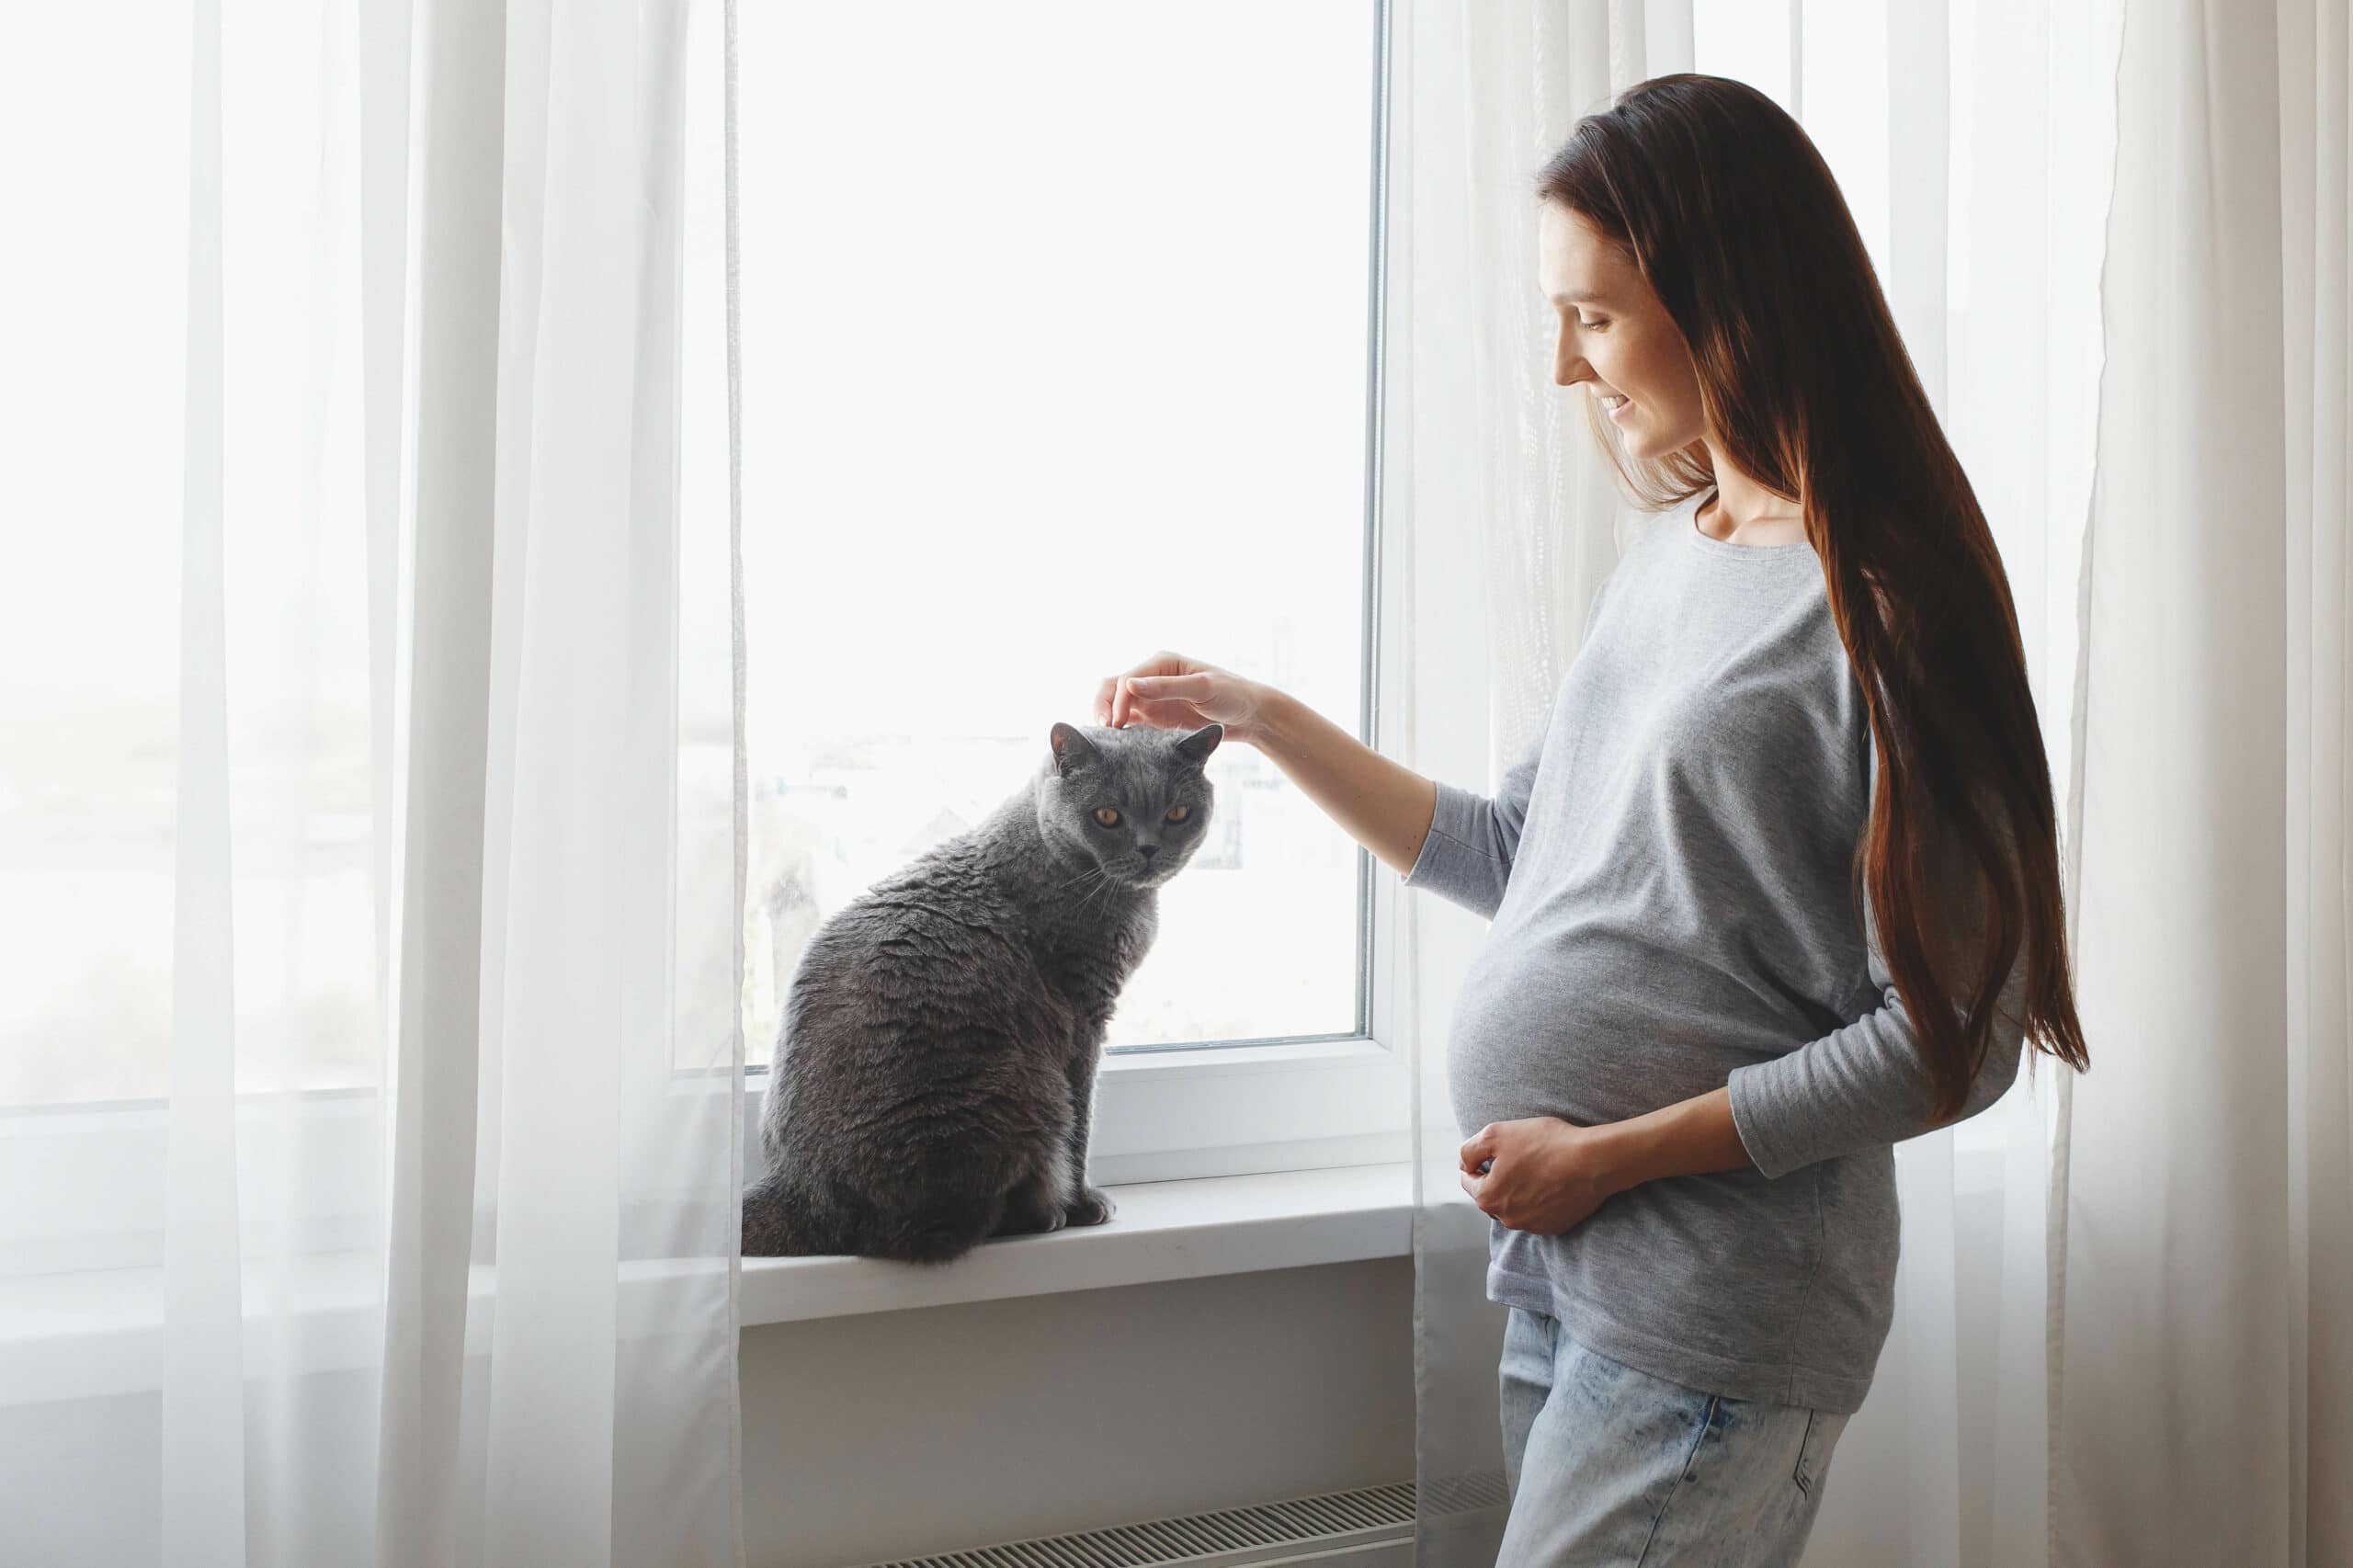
[1698,446,1808,547]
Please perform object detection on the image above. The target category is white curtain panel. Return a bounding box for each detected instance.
[1391,0,2320,1562]
[1386,0,1511,1554]
[1388,3,1665,1559]
[2280,6,2353,1560]
[2054,3,2351,1565]
[0,2,744,1564]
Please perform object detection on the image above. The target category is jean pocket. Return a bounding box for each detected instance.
[1791,1406,1848,1497]
[1501,1307,1555,1367]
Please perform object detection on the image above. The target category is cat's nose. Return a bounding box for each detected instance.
[1137,845,1160,859]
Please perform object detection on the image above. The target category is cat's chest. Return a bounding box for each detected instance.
[1033,902,1154,1013]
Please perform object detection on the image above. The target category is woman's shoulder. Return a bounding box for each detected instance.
[1618,489,1711,554]
[1588,493,1703,594]
[1571,497,1699,646]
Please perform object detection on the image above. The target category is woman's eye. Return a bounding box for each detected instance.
[1578,317,1608,331]
[1165,806,1189,824]
[1094,807,1121,827]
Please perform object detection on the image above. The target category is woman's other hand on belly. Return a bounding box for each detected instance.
[1460,1087,1760,1234]
[1458,1116,1623,1234]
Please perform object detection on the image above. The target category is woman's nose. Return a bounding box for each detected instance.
[1555,347,1592,389]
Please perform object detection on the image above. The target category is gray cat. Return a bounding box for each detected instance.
[742,720,1223,1263]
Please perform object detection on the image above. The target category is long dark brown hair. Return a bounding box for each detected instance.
[1538,74,2087,1118]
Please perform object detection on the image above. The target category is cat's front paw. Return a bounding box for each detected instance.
[1064,1186,1118,1227]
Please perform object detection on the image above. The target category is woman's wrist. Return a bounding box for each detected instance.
[1595,1087,1755,1192]
[1242,681,1299,756]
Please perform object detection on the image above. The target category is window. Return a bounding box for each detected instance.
[1,4,1411,1191]
[0,11,381,1110]
[726,3,1391,1072]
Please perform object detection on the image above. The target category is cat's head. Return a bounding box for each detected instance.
[1039,722,1222,890]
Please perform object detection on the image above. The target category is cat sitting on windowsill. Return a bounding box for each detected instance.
[742,720,1222,1264]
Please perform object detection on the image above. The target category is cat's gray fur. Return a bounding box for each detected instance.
[742,720,1223,1262]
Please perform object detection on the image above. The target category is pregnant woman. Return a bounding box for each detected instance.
[1093,74,2088,1565]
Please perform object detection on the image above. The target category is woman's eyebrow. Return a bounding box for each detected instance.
[1548,290,1608,306]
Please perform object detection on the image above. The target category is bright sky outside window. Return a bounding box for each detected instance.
[723,3,1384,1066]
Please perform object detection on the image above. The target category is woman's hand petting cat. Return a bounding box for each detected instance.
[1093,652,1274,747]
[1458,1116,1624,1235]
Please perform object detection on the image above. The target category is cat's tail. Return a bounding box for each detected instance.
[741,1169,842,1257]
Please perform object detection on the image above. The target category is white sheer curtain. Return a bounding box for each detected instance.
[0,3,744,1564]
[1388,5,1664,1558]
[2054,2,2351,1562]
[1392,1,2343,1562]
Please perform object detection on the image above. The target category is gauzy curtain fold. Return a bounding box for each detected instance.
[471,3,740,1562]
[0,2,744,1563]
[2052,3,2352,1565]
[2279,6,2353,1559]
[1393,5,1670,1562]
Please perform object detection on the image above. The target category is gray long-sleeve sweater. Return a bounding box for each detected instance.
[1405,490,2027,1415]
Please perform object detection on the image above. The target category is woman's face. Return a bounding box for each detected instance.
[1537,202,1707,461]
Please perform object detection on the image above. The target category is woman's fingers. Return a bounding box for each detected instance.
[1119,697,1207,731]
[1096,653,1268,733]
[1126,673,1214,708]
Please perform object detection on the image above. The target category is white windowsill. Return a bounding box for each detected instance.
[739,1160,1415,1327]
[0,1164,1415,1405]
[3,1142,2018,1408]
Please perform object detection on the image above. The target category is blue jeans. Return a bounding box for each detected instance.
[1496,1308,1847,1566]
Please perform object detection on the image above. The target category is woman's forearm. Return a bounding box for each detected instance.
[1249,687,1441,877]
[1596,1086,1756,1191]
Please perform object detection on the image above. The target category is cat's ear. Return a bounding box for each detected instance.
[1173,723,1224,767]
[1049,722,1101,776]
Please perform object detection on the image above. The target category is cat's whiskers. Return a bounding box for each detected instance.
[1046,861,1109,898]
[1073,863,1129,923]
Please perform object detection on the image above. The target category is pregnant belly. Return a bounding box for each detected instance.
[1442,926,1804,1141]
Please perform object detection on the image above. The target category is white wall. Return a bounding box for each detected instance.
[742,1256,1417,1568]
[0,1257,1415,1565]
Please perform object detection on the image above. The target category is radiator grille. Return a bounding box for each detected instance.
[856,1480,1424,1568]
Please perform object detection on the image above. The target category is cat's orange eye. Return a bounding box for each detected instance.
[1094,807,1120,827]
[1165,806,1189,824]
